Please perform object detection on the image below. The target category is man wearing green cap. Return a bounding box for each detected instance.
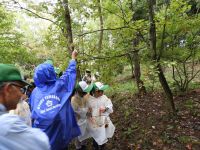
[0,64,50,150]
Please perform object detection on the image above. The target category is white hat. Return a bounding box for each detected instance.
[94,82,109,91]
[95,72,100,77]
[77,81,93,92]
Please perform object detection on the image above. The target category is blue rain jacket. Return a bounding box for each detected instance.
[30,60,81,150]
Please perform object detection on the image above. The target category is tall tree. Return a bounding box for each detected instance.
[62,0,74,53]
[97,0,104,51]
[61,0,82,80]
[132,35,146,94]
[130,0,147,94]
[148,0,176,114]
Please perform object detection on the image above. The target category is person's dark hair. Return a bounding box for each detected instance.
[30,82,36,88]
[24,75,29,81]
[58,72,63,77]
[90,86,96,96]
[75,86,87,97]
[85,70,91,73]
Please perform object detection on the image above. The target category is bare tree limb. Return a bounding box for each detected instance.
[100,6,128,24]
[11,0,55,23]
[10,0,64,31]
[77,26,132,37]
[78,48,144,63]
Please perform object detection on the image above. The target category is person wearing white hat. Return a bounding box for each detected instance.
[71,81,93,150]
[82,69,92,84]
[91,72,100,83]
[86,82,115,150]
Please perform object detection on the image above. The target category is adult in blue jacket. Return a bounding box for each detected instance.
[30,51,81,150]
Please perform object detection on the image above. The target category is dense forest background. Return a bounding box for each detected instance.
[1,0,200,149]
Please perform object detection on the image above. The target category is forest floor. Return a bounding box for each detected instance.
[106,89,200,150]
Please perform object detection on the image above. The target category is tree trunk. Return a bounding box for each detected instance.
[132,50,146,94]
[97,0,103,51]
[62,0,81,80]
[128,54,135,79]
[132,35,146,94]
[157,64,176,112]
[148,0,176,114]
[96,0,104,72]
[62,0,74,53]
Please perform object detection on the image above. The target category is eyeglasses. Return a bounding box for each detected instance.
[10,83,28,94]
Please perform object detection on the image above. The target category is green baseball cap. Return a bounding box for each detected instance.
[93,82,109,91]
[0,64,30,86]
[76,81,93,93]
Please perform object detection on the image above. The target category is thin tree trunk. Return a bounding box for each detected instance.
[132,50,146,94]
[97,0,103,51]
[96,0,104,71]
[128,54,135,79]
[62,0,81,80]
[62,0,74,53]
[132,35,146,94]
[148,0,176,114]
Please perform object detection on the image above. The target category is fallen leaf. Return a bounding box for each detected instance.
[186,143,192,150]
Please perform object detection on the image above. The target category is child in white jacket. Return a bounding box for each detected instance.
[86,82,115,150]
[71,81,93,150]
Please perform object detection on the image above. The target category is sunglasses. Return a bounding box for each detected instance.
[10,83,28,94]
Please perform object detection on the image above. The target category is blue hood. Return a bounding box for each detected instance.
[34,63,56,87]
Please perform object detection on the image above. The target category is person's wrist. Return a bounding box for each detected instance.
[105,107,109,112]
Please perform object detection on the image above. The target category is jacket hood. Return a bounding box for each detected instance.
[34,63,56,87]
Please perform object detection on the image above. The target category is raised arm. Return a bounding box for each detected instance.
[59,50,78,91]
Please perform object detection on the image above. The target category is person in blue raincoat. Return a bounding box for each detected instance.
[30,50,81,150]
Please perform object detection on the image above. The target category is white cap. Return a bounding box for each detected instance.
[95,72,100,77]
[78,81,93,92]
[94,82,109,91]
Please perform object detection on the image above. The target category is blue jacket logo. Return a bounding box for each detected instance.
[46,100,52,107]
[37,95,61,115]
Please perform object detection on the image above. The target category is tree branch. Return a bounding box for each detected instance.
[78,48,144,63]
[11,0,64,31]
[77,26,132,37]
[93,5,129,25]
[11,0,55,23]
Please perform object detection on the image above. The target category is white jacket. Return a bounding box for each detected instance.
[86,95,115,145]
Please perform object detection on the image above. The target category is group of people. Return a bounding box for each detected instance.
[0,50,115,150]
[71,81,115,150]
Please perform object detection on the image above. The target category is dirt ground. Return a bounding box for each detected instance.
[106,90,200,150]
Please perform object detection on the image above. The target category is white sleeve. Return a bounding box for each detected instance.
[102,96,113,116]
